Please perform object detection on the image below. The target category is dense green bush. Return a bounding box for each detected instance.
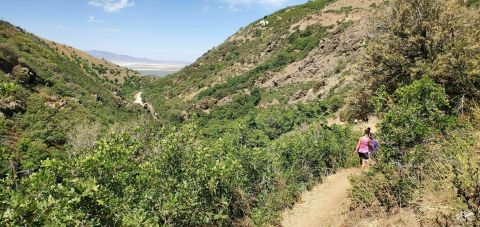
[0,82,17,98]
[350,77,453,210]
[380,77,451,152]
[0,122,356,225]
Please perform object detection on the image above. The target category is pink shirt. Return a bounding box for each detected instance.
[358,137,370,153]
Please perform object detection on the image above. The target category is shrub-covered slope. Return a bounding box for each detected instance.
[139,0,381,124]
[0,20,145,180]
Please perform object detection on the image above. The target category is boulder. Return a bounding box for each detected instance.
[0,99,25,118]
[12,65,30,83]
[180,111,190,121]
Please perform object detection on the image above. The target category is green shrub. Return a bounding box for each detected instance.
[365,0,480,104]
[350,78,453,211]
[380,77,451,153]
[0,120,356,226]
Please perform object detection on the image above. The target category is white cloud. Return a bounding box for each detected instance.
[88,0,135,12]
[88,16,102,23]
[98,27,120,32]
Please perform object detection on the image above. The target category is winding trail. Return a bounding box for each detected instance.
[134,92,143,105]
[281,168,360,227]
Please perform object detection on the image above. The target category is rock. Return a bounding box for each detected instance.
[143,102,155,114]
[68,97,80,104]
[273,81,279,87]
[191,99,216,110]
[457,211,475,223]
[45,95,66,109]
[180,111,190,121]
[10,64,41,87]
[12,65,30,83]
[295,91,306,100]
[259,20,270,27]
[0,99,25,118]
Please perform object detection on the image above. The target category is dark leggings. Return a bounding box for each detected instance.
[358,152,369,165]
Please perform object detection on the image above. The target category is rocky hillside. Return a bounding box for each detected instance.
[142,0,381,122]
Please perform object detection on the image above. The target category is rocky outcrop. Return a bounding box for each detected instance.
[45,95,66,109]
[0,43,18,74]
[0,99,25,118]
[191,98,217,110]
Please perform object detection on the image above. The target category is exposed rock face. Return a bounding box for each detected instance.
[143,102,155,114]
[180,110,190,121]
[0,43,18,74]
[12,65,30,83]
[191,98,217,110]
[259,20,270,27]
[45,95,66,109]
[258,19,370,90]
[0,99,25,118]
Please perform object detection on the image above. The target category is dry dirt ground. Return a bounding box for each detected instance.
[280,166,421,227]
[134,92,143,105]
[281,168,361,227]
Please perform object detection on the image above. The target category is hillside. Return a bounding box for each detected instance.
[0,20,147,182]
[140,0,379,123]
[48,44,142,84]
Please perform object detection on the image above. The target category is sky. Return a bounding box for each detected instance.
[0,0,307,62]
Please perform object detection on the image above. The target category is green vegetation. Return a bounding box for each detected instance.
[1,0,479,224]
[197,24,328,101]
[1,117,356,226]
[0,82,17,98]
[364,0,480,106]
[0,20,143,196]
[347,0,480,225]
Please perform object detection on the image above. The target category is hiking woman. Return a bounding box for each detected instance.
[355,128,372,170]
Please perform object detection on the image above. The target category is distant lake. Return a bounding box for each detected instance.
[114,62,188,77]
[136,70,176,77]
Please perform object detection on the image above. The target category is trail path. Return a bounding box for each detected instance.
[281,168,360,227]
[134,92,143,105]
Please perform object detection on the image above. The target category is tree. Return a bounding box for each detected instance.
[365,0,480,106]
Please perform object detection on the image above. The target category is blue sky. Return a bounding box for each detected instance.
[0,0,306,62]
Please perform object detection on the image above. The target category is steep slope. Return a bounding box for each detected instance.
[142,0,380,123]
[0,20,145,179]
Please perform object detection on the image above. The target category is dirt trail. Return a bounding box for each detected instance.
[281,168,360,227]
[134,92,143,105]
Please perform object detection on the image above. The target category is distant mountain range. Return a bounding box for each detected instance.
[87,50,189,76]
